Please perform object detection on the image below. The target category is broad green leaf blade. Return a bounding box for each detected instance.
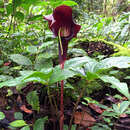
[0,112,5,120]
[26,91,40,111]
[14,112,23,120]
[10,120,27,127]
[0,75,13,82]
[0,76,24,88]
[83,59,101,80]
[15,11,24,21]
[100,75,130,100]
[33,117,48,130]
[69,48,87,57]
[64,56,92,69]
[112,104,120,114]
[34,58,53,71]
[19,71,34,77]
[71,58,100,80]
[119,101,130,113]
[39,41,54,49]
[99,56,130,69]
[23,69,53,84]
[26,46,37,54]
[49,57,92,84]
[49,69,77,84]
[10,54,32,66]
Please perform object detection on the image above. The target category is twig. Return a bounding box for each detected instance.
[68,86,86,130]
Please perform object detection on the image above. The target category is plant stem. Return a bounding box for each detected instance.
[68,86,86,130]
[60,63,64,130]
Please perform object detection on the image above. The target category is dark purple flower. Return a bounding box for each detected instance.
[44,5,81,65]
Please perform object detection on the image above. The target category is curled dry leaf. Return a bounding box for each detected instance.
[20,105,33,114]
[74,111,96,127]
[17,95,33,114]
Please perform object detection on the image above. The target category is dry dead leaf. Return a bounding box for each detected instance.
[20,105,33,114]
[88,103,104,114]
[74,111,96,127]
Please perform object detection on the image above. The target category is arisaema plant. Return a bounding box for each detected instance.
[44,5,81,130]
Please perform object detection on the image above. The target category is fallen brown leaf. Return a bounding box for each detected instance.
[20,105,33,114]
[88,103,104,114]
[74,111,96,127]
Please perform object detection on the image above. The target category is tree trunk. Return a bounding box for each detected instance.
[103,0,107,15]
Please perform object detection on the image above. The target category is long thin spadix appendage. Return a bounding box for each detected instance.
[58,28,63,56]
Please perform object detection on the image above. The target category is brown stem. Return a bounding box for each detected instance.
[60,63,64,130]
[68,86,86,130]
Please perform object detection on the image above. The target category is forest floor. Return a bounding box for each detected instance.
[0,41,130,130]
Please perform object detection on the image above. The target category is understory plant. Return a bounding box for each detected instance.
[44,5,81,130]
[0,55,130,129]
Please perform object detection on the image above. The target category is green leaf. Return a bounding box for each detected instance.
[34,57,53,70]
[39,41,54,49]
[112,104,120,114]
[14,112,23,120]
[121,24,129,38]
[97,22,103,32]
[6,3,13,15]
[119,101,130,113]
[0,60,3,65]
[15,11,24,21]
[99,56,130,69]
[125,76,130,79]
[33,117,48,130]
[102,111,117,117]
[27,46,37,54]
[91,123,111,130]
[10,54,32,66]
[21,0,41,11]
[10,120,27,127]
[26,91,40,111]
[49,56,92,84]
[61,1,78,6]
[20,71,34,77]
[0,75,13,82]
[49,68,77,84]
[64,56,92,69]
[14,0,22,8]
[71,58,100,80]
[100,75,130,100]
[69,48,87,56]
[0,76,24,88]
[21,126,30,130]
[23,69,53,84]
[0,112,5,120]
[28,15,43,21]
